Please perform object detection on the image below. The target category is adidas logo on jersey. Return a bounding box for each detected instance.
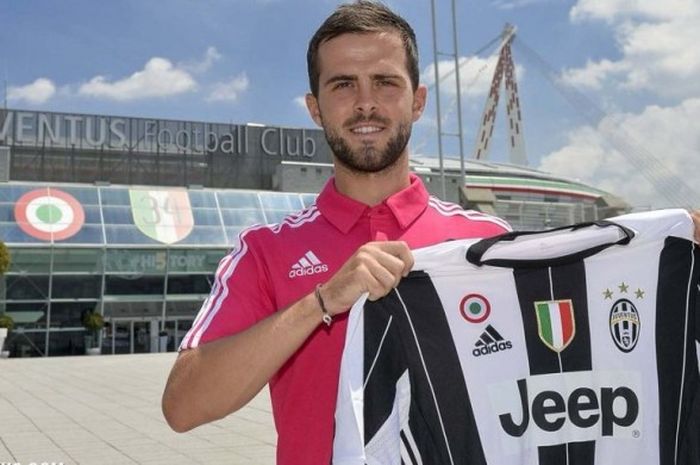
[473,325,513,357]
[288,251,329,278]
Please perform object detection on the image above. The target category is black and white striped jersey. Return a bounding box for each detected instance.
[333,209,700,465]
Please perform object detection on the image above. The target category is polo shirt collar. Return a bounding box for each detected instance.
[316,173,429,233]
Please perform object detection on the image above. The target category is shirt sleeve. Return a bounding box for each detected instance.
[179,227,275,350]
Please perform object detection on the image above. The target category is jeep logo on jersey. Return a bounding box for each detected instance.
[289,251,328,278]
[499,379,639,438]
[489,371,643,451]
[609,298,641,353]
[460,293,491,323]
[534,299,575,352]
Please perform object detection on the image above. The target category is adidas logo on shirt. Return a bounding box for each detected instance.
[289,251,329,278]
[472,324,513,357]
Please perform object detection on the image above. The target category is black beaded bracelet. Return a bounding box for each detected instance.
[314,284,333,326]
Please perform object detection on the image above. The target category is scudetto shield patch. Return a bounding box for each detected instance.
[534,299,576,353]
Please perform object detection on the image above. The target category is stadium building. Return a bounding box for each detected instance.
[0,108,627,357]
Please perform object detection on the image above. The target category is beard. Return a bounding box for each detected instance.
[322,114,412,174]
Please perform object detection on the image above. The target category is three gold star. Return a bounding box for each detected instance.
[604,283,644,299]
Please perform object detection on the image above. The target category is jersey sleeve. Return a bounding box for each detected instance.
[696,281,699,371]
[179,227,276,350]
[333,292,410,465]
[333,295,369,464]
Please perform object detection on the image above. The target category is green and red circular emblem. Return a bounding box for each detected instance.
[15,188,85,241]
[460,293,491,323]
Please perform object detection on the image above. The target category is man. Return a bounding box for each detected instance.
[162,2,700,464]
[162,1,508,463]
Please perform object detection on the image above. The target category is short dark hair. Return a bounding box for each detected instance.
[306,0,419,97]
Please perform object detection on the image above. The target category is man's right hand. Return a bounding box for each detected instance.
[319,241,414,316]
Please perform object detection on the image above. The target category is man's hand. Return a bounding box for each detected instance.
[320,241,414,315]
[692,210,700,243]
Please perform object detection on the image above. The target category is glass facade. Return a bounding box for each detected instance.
[0,181,316,357]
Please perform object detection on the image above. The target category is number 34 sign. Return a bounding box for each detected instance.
[129,188,194,244]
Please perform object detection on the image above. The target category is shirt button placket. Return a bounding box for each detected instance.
[370,207,390,241]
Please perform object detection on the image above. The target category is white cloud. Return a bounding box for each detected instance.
[545,0,700,209]
[570,0,698,23]
[559,58,625,90]
[492,0,555,10]
[8,78,56,104]
[206,73,249,102]
[78,57,197,101]
[562,1,700,98]
[422,55,525,100]
[538,98,700,208]
[180,46,222,74]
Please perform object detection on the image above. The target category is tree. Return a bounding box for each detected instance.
[0,313,13,331]
[0,241,11,355]
[82,311,104,349]
[0,241,10,275]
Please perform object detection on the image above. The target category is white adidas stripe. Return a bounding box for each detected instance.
[180,229,257,349]
[305,250,322,266]
[185,253,234,341]
[428,197,463,212]
[428,197,512,231]
[270,206,320,233]
[180,205,320,349]
[291,251,322,269]
[430,199,506,226]
[402,426,424,465]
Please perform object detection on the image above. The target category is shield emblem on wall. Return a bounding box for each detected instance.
[129,188,194,244]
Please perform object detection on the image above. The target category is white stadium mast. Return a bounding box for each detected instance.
[473,24,527,166]
[426,13,698,207]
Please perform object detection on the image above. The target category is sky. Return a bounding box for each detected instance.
[2,0,699,209]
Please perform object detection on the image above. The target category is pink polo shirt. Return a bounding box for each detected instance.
[181,175,510,464]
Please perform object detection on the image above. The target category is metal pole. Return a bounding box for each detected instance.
[45,244,54,357]
[451,0,466,188]
[161,248,170,333]
[430,0,447,199]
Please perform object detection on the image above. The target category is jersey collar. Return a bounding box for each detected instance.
[316,173,429,234]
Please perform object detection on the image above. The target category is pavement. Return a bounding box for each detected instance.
[0,353,276,465]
